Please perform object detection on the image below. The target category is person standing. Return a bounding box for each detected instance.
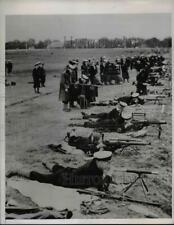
[136,67,148,95]
[121,59,129,83]
[7,60,13,74]
[59,65,71,112]
[32,62,41,94]
[39,63,46,87]
[88,61,97,84]
[81,60,88,76]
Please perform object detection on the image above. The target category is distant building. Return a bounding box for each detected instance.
[47,40,63,49]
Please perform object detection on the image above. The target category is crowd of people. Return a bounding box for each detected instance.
[59,59,99,111]
[132,54,167,95]
[58,53,167,111]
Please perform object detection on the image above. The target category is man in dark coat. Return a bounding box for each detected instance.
[59,66,71,111]
[6,151,113,191]
[121,61,129,82]
[32,62,41,93]
[65,129,100,156]
[82,101,127,121]
[88,62,97,84]
[6,60,13,74]
[117,92,145,106]
[136,67,149,95]
[39,63,46,87]
[82,102,127,132]
[81,60,88,76]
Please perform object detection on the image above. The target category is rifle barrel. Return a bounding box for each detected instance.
[125,169,158,175]
[114,168,158,175]
[105,140,150,145]
[132,120,167,125]
[77,189,160,207]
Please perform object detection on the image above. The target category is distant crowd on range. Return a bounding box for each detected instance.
[59,53,168,111]
[5,54,168,109]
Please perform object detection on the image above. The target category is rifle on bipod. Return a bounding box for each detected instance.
[77,189,160,207]
[103,138,151,153]
[131,118,166,139]
[145,95,166,105]
[115,168,158,197]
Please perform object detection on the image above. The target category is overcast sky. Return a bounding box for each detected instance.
[6,14,171,42]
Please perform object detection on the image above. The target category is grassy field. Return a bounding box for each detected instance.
[5,48,172,219]
[6,48,170,74]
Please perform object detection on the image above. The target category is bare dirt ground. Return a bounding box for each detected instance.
[5,48,172,219]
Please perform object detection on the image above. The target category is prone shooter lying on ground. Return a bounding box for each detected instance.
[7,151,113,192]
[6,151,159,207]
[90,92,144,107]
[64,129,151,156]
[70,101,166,135]
[90,91,168,107]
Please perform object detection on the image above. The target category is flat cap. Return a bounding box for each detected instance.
[121,110,132,120]
[94,150,112,161]
[131,92,139,98]
[119,101,127,107]
[34,61,41,66]
[68,63,76,70]
[81,74,89,81]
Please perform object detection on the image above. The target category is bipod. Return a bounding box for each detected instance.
[122,172,149,199]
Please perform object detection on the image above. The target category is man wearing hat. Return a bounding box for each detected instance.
[82,101,127,121]
[68,60,78,83]
[59,65,71,111]
[65,130,101,156]
[117,92,144,106]
[81,60,88,76]
[136,67,149,95]
[38,62,46,87]
[6,60,13,75]
[82,101,129,132]
[130,92,144,105]
[88,61,98,84]
[32,62,41,93]
[6,151,113,191]
[67,61,79,108]
[121,58,129,83]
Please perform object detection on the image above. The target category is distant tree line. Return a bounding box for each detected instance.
[6,37,172,49]
[6,38,52,50]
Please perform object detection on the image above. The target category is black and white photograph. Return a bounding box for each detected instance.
[0,0,173,223]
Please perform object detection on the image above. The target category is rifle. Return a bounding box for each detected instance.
[77,189,160,207]
[114,168,158,195]
[132,118,166,126]
[103,138,151,152]
[115,168,158,175]
[5,207,73,219]
[131,119,166,138]
[145,95,166,104]
[90,100,118,106]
